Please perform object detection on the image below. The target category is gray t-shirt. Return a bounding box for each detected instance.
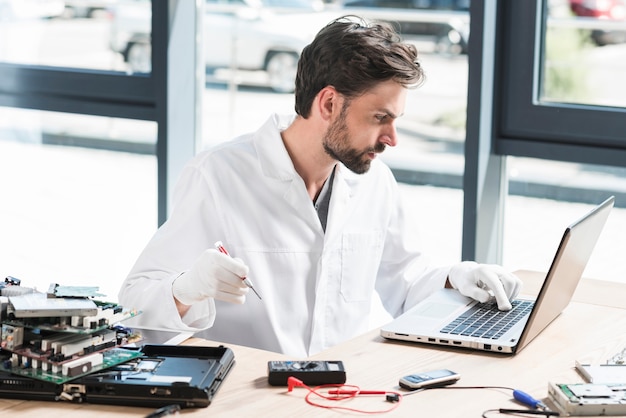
[314,166,336,232]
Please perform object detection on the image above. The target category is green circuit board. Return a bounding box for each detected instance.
[3,348,143,384]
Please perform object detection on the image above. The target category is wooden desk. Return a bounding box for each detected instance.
[2,271,626,417]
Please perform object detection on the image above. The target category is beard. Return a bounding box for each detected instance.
[322,106,385,174]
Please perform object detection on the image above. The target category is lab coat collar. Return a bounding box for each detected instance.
[324,164,362,243]
[253,113,365,240]
[253,113,365,187]
[254,114,298,181]
[253,114,321,232]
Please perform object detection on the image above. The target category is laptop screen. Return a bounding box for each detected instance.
[516,196,614,352]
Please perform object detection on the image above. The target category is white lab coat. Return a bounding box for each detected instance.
[119,113,450,357]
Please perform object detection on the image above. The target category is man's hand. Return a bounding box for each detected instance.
[172,248,249,306]
[448,261,522,310]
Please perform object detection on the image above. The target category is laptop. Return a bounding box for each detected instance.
[381,196,615,354]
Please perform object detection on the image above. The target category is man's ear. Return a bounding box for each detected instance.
[316,86,340,122]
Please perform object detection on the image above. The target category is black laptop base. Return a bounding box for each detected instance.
[0,344,235,409]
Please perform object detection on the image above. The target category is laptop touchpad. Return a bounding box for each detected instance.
[414,302,459,318]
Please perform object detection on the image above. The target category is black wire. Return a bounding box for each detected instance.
[433,385,516,391]
[144,404,181,418]
[499,409,559,416]
[483,409,500,418]
[402,385,560,417]
[483,408,559,417]
[401,384,515,396]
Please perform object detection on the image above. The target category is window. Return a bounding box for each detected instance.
[503,157,626,282]
[543,1,626,108]
[498,0,626,161]
[464,0,626,283]
[0,0,151,73]
[0,108,157,298]
[0,1,167,299]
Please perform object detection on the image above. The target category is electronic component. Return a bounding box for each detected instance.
[575,361,626,384]
[4,348,144,384]
[1,325,134,383]
[548,382,626,416]
[0,296,8,322]
[3,276,21,286]
[399,369,460,390]
[267,360,346,386]
[47,283,104,298]
[0,324,24,350]
[7,292,98,318]
[1,280,142,384]
[3,305,139,334]
[0,276,23,296]
[575,347,626,384]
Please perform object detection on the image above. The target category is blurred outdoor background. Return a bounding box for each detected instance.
[1,0,625,300]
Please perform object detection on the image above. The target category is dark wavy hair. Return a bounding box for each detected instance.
[294,15,424,118]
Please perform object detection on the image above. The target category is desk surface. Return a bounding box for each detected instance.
[2,271,626,417]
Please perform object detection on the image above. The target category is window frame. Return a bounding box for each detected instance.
[496,0,626,166]
[463,0,626,263]
[0,1,200,226]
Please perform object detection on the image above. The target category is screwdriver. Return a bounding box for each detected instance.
[513,389,548,410]
[500,390,560,416]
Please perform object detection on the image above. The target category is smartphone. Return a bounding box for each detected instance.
[399,369,460,390]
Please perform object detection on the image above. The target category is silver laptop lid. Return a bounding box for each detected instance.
[515,196,614,353]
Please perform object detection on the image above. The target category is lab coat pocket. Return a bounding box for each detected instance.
[340,231,384,302]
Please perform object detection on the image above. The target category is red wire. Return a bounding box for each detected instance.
[295,383,403,414]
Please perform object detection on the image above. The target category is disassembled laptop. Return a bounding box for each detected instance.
[0,276,142,384]
[0,276,235,409]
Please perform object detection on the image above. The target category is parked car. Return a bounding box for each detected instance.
[64,0,118,18]
[108,0,334,92]
[569,0,626,45]
[338,0,470,55]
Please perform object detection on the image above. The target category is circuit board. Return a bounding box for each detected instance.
[2,348,144,384]
[2,301,140,334]
[1,279,144,385]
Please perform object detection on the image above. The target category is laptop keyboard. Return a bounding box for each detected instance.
[440,300,534,339]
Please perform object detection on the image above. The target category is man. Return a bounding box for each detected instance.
[119,16,521,357]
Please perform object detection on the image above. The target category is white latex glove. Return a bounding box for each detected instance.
[448,261,522,311]
[172,248,249,306]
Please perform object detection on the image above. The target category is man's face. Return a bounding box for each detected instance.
[322,80,406,174]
